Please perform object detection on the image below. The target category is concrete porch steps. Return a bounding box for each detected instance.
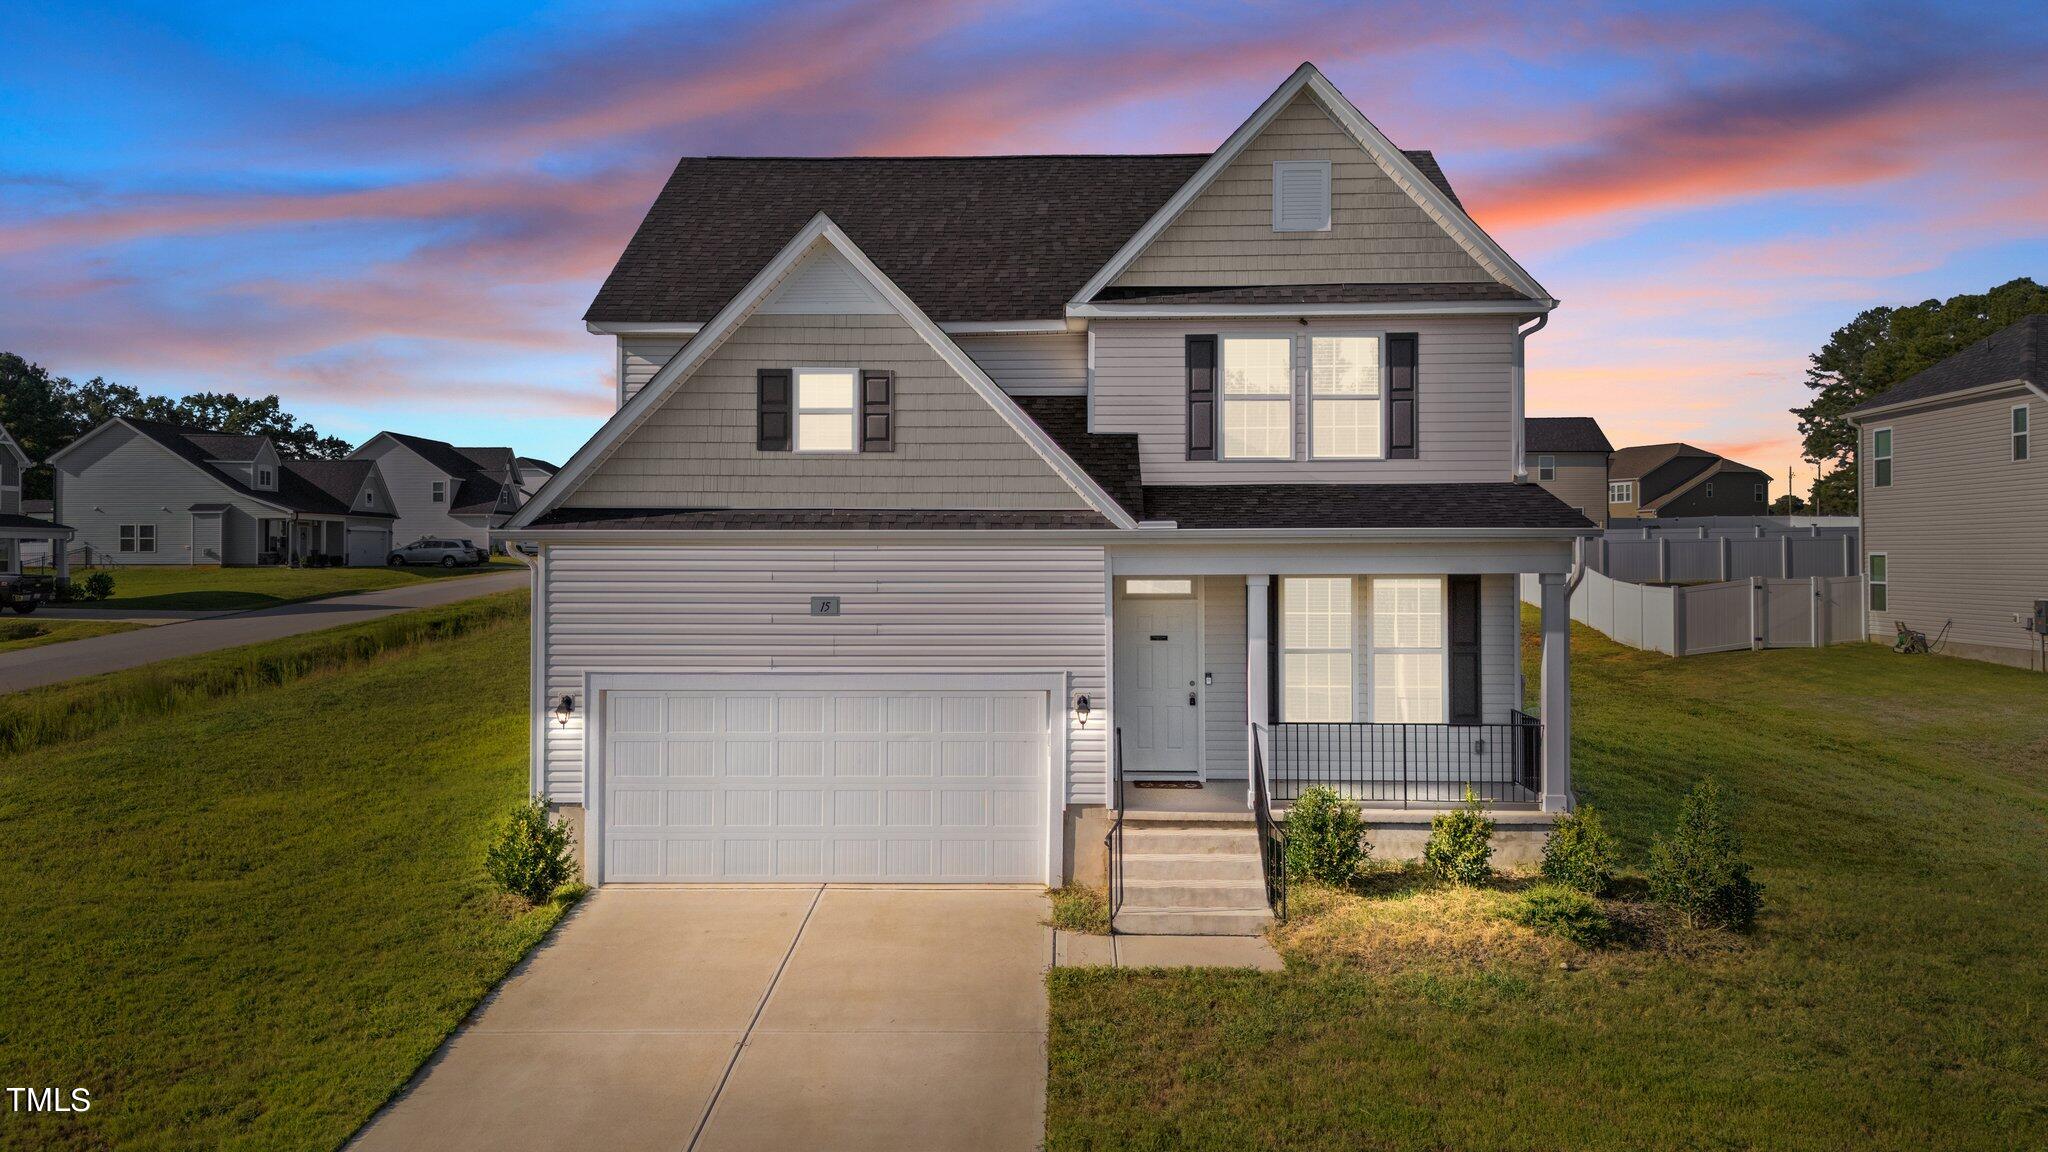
[1113,814,1274,938]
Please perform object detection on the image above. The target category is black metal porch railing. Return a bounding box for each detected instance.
[1267,711,1542,806]
[1104,727,1125,930]
[1250,725,1288,922]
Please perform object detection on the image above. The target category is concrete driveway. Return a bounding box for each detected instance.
[349,887,1050,1152]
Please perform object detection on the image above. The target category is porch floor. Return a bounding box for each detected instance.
[1119,778,1543,815]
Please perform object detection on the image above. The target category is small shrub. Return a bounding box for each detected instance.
[84,571,116,601]
[1541,804,1620,896]
[1423,787,1495,885]
[484,797,579,905]
[53,580,83,603]
[1512,884,1612,947]
[1283,785,1369,884]
[1046,886,1110,934]
[1649,780,1763,931]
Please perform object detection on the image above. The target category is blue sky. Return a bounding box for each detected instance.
[3,0,2045,488]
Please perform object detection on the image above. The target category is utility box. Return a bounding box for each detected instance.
[2033,600,2048,633]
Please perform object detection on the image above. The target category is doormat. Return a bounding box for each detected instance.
[1131,780,1203,790]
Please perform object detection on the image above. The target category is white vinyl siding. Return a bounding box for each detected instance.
[1370,577,1445,723]
[1272,160,1331,232]
[540,546,1109,805]
[1219,336,1293,460]
[52,424,278,565]
[1091,316,1517,484]
[1281,577,1353,721]
[620,338,690,405]
[348,438,487,545]
[955,333,1088,396]
[1309,335,1382,459]
[565,313,1088,510]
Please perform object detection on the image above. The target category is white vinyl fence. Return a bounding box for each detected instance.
[1523,569,1863,657]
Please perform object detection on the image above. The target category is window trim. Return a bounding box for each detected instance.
[1536,454,1555,482]
[1271,159,1333,233]
[1279,576,1355,722]
[1872,426,1893,488]
[1122,578,1194,597]
[1368,576,1449,724]
[1608,480,1635,504]
[256,467,273,488]
[1705,480,1715,499]
[792,365,861,455]
[118,523,156,554]
[430,480,446,504]
[1753,482,1765,503]
[1306,331,1387,461]
[2013,404,2030,462]
[1867,552,1887,614]
[1218,334,1296,461]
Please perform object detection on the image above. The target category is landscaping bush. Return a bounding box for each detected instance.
[1283,785,1369,883]
[1541,804,1620,896]
[1649,779,1763,931]
[1423,787,1495,885]
[485,797,579,905]
[83,571,115,601]
[52,580,82,603]
[1512,884,1612,947]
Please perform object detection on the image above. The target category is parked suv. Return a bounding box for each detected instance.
[387,538,488,568]
[0,572,54,614]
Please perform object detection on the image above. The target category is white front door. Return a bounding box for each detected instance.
[1115,592,1201,775]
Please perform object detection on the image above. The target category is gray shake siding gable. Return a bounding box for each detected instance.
[570,312,1090,510]
[1091,315,1519,484]
[1860,389,2047,662]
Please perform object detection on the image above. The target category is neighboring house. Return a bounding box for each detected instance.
[46,418,397,571]
[515,457,558,501]
[1848,314,2048,668]
[1607,443,1770,520]
[348,432,525,549]
[1,424,75,573]
[1525,417,1612,528]
[500,63,1588,931]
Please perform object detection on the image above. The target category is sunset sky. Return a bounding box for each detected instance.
[4,0,2045,492]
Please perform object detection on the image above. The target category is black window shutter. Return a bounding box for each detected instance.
[1186,335,1218,461]
[1387,333,1418,459]
[1267,577,1281,724]
[860,370,894,453]
[757,369,792,451]
[1449,574,1481,724]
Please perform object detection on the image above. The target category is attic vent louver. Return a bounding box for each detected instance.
[1272,160,1332,232]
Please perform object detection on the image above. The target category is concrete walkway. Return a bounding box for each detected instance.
[349,887,1051,1152]
[0,569,524,692]
[1052,929,1283,970]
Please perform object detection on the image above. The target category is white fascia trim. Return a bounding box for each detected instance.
[1068,300,1552,320]
[512,213,1138,530]
[1846,377,2045,421]
[584,321,704,337]
[1067,62,1554,308]
[590,318,1074,337]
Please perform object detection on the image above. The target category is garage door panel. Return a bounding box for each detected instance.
[602,687,1048,884]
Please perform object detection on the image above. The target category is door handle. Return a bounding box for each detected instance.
[1189,692,1198,706]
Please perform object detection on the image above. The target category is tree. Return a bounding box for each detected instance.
[0,353,352,498]
[1792,278,2048,512]
[1768,493,1808,516]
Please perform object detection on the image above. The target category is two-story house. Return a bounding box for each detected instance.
[48,418,397,570]
[500,64,1590,933]
[1607,442,1770,520]
[0,419,75,576]
[1526,417,1612,528]
[349,432,525,551]
[1849,314,2047,668]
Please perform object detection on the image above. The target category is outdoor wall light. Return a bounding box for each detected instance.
[1073,695,1092,725]
[555,695,576,727]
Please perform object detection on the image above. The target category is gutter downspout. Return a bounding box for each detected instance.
[1511,313,1549,483]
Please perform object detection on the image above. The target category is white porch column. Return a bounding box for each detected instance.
[1538,571,1573,812]
[1245,574,1271,805]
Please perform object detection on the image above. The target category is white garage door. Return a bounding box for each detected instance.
[346,528,389,567]
[601,688,1049,884]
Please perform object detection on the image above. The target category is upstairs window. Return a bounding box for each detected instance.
[431,480,446,504]
[1753,483,1765,503]
[1272,160,1332,232]
[1536,455,1555,481]
[1220,336,1293,460]
[1609,480,1635,504]
[793,368,857,453]
[2014,405,2030,462]
[256,467,273,488]
[1309,335,1382,459]
[1872,428,1893,487]
[1282,577,1352,722]
[1705,481,1715,499]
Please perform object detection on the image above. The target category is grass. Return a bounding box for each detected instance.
[0,590,570,1152]
[1048,885,1112,934]
[1048,612,2048,1151]
[38,557,520,612]
[0,616,145,652]
[0,590,526,755]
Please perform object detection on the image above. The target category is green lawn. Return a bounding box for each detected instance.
[0,616,145,652]
[0,594,571,1151]
[42,558,521,612]
[1049,615,2048,1151]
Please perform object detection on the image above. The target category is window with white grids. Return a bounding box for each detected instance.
[1309,335,1381,459]
[1281,577,1353,722]
[1370,577,1445,723]
[1220,336,1293,460]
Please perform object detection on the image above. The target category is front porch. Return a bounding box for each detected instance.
[255,515,349,566]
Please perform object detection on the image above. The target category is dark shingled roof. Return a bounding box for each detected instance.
[525,507,1115,531]
[282,460,392,518]
[1094,282,1534,306]
[586,152,1466,325]
[1524,417,1613,454]
[1849,314,2047,414]
[182,431,268,461]
[117,419,394,517]
[1141,482,1594,530]
[0,512,70,533]
[1008,396,1142,518]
